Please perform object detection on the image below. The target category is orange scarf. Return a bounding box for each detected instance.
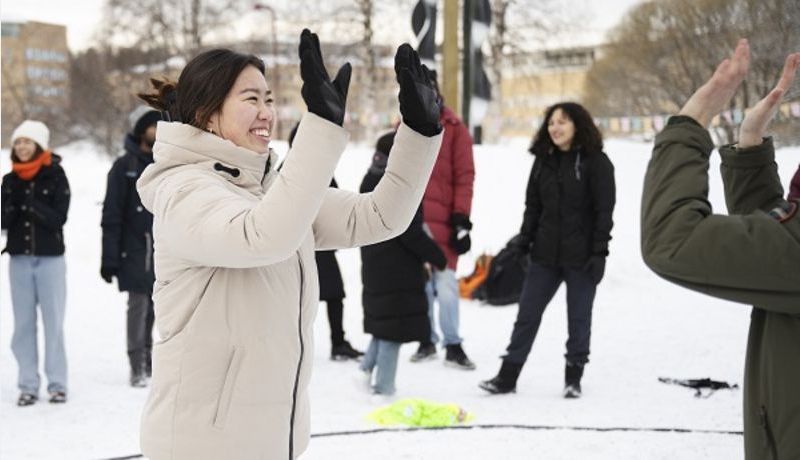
[12,150,52,181]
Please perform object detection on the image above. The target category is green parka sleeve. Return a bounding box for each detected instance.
[640,119,800,314]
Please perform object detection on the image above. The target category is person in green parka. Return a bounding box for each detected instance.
[641,39,800,460]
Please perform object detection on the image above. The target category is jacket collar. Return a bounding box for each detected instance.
[151,121,275,188]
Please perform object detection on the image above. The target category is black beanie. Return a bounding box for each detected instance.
[133,110,162,139]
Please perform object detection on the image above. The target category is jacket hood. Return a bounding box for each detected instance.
[137,121,275,213]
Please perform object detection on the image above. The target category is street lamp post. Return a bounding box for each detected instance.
[253,3,280,138]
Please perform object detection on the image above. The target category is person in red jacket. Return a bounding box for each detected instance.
[789,164,800,200]
[410,70,477,370]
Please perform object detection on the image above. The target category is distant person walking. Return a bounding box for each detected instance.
[2,120,71,406]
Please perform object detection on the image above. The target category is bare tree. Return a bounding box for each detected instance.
[584,0,800,143]
[99,0,246,58]
[487,0,571,101]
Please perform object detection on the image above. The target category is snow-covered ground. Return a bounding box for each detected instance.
[1,134,798,460]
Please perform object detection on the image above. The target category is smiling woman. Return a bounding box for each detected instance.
[133,29,444,460]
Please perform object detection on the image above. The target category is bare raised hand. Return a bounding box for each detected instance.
[678,39,750,128]
[738,52,800,148]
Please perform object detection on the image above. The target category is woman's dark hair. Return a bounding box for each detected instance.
[529,102,603,155]
[11,144,45,163]
[138,49,266,131]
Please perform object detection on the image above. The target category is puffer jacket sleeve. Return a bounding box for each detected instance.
[589,152,616,255]
[641,120,800,314]
[397,207,448,269]
[312,122,442,250]
[101,158,126,269]
[450,122,475,216]
[1,174,20,231]
[519,156,542,240]
[151,113,349,268]
[719,138,785,214]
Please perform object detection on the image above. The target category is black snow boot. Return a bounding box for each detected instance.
[563,361,584,399]
[331,340,364,361]
[479,361,522,394]
[445,344,476,370]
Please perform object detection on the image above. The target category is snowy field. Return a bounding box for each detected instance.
[1,133,798,460]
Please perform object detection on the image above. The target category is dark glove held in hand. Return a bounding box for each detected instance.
[394,44,442,137]
[298,29,351,126]
[508,233,531,255]
[449,213,472,255]
[100,266,117,284]
[583,255,606,284]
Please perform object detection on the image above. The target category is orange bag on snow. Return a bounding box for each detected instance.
[459,254,493,299]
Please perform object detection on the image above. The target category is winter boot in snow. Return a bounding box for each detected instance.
[563,361,584,398]
[445,344,476,370]
[479,361,522,394]
[48,391,67,404]
[410,342,437,362]
[17,393,38,407]
[331,341,364,361]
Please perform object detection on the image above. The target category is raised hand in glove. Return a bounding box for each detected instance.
[449,213,472,255]
[298,29,351,126]
[394,44,442,137]
[100,266,117,284]
[583,255,606,284]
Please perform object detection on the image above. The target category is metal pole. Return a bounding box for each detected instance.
[443,0,460,115]
[462,0,473,127]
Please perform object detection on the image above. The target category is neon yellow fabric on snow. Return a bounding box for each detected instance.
[367,398,475,427]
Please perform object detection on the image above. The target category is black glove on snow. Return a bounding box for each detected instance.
[394,44,442,137]
[449,213,472,255]
[583,255,606,284]
[100,266,117,284]
[298,29,351,126]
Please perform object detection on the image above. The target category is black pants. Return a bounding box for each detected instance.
[504,260,596,366]
[127,291,155,370]
[326,298,345,346]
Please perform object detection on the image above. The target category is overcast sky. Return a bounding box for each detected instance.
[2,0,644,52]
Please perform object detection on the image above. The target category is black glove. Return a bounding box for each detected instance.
[394,44,442,137]
[100,266,117,284]
[431,246,448,271]
[508,233,531,255]
[449,213,472,255]
[583,255,606,284]
[298,29,351,126]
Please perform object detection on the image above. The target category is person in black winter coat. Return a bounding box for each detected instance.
[101,106,161,387]
[358,131,447,395]
[2,120,71,406]
[480,102,616,398]
[287,124,363,361]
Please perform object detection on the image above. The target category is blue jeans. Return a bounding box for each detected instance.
[9,256,68,394]
[504,260,596,366]
[359,337,401,395]
[425,268,462,346]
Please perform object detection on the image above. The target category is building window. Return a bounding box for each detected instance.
[26,48,68,63]
[26,66,67,81]
[1,23,20,37]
